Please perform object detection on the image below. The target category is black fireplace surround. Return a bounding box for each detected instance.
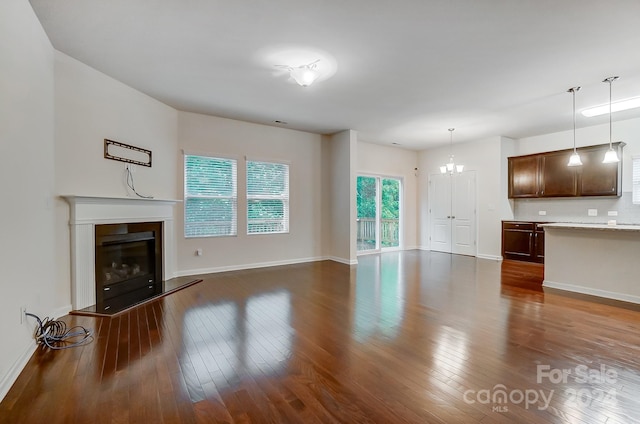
[95,222,163,313]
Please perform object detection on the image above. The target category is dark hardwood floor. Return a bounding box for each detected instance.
[2,251,640,423]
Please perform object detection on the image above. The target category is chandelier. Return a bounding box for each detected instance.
[440,128,464,174]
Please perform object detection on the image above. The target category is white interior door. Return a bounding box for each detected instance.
[429,172,476,256]
[452,172,476,256]
[429,173,452,253]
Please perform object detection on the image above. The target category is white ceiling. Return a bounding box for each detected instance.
[29,0,640,150]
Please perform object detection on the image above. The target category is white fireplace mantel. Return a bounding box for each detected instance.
[63,195,181,310]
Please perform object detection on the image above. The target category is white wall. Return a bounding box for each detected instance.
[322,130,358,264]
[357,141,419,249]
[177,111,324,273]
[0,0,55,400]
[53,51,179,311]
[418,137,506,259]
[54,52,178,199]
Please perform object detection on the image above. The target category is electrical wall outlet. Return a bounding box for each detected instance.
[538,210,547,216]
[608,211,618,216]
[20,306,27,324]
[588,209,598,217]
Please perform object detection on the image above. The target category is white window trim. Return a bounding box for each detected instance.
[246,159,290,235]
[633,155,640,204]
[184,154,238,238]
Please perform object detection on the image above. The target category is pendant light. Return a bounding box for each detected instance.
[567,86,583,167]
[440,128,464,174]
[602,76,620,163]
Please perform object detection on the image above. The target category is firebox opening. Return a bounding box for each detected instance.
[95,222,163,313]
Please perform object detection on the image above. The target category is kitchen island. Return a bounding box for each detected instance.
[541,222,640,304]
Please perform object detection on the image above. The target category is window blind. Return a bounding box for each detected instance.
[246,160,289,234]
[184,155,237,237]
[633,156,640,204]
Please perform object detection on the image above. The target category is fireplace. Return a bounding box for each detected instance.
[95,222,163,313]
[63,195,179,311]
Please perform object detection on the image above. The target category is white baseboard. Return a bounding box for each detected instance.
[477,254,503,261]
[176,256,332,277]
[403,245,421,251]
[543,280,640,305]
[356,250,379,257]
[417,246,430,251]
[326,256,358,266]
[0,341,36,403]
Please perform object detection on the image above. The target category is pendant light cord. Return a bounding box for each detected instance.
[604,76,619,149]
[572,89,577,152]
[609,78,612,148]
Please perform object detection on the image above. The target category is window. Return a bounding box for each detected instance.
[184,154,237,237]
[634,156,640,204]
[246,160,289,234]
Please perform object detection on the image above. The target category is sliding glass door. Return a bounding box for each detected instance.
[357,175,401,253]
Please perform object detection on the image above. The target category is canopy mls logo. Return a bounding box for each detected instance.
[463,364,618,413]
[463,384,553,412]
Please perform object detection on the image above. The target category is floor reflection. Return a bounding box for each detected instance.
[181,290,292,401]
[433,325,469,378]
[354,253,405,342]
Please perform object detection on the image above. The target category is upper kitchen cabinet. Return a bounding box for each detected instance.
[508,154,540,198]
[540,150,577,197]
[578,143,624,196]
[508,142,624,199]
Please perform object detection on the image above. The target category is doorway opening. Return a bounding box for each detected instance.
[356,175,402,253]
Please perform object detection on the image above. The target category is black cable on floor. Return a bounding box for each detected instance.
[25,312,93,350]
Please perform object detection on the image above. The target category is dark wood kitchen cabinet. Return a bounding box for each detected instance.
[540,150,577,197]
[508,155,540,198]
[578,144,623,196]
[533,223,545,262]
[507,142,624,199]
[502,221,546,263]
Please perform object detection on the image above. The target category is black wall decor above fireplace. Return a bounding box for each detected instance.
[95,222,163,313]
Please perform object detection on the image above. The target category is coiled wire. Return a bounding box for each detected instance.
[25,312,93,350]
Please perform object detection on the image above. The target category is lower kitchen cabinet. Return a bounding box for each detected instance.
[502,221,545,263]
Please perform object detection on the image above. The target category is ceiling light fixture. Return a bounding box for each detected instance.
[440,128,464,174]
[581,96,640,117]
[602,76,621,164]
[567,86,582,167]
[277,59,321,87]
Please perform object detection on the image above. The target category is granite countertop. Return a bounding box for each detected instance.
[540,222,640,232]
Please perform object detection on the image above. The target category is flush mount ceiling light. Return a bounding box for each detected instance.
[263,47,337,87]
[440,128,464,174]
[602,76,621,164]
[567,86,583,167]
[581,96,640,117]
[276,59,321,87]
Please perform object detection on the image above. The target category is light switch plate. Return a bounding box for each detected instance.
[588,209,598,216]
